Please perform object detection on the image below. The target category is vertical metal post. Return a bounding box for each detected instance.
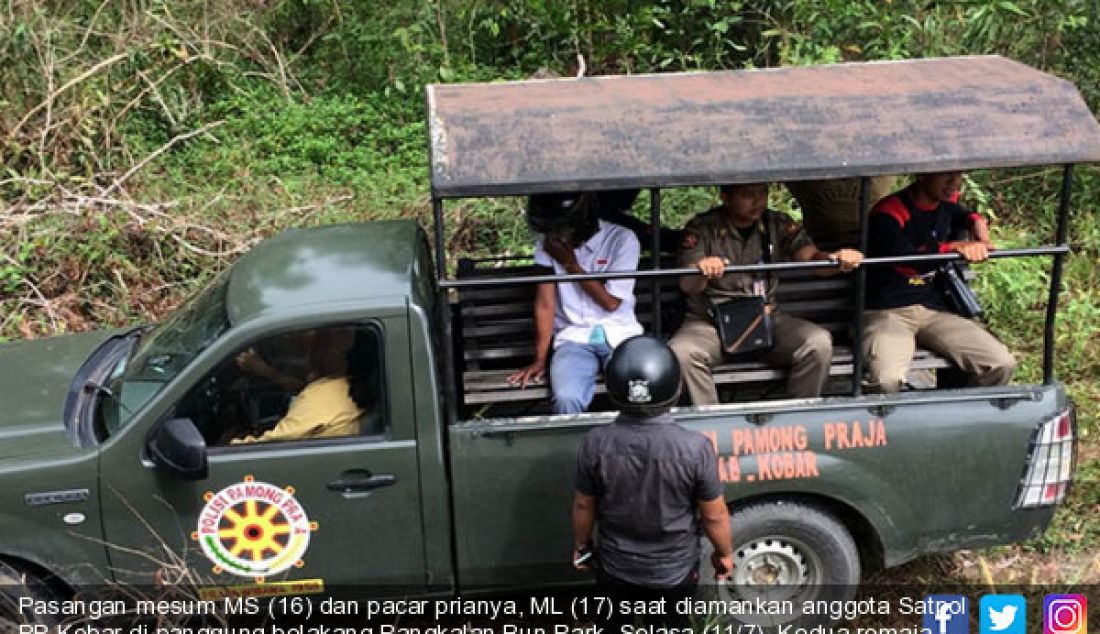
[1043,164,1073,384]
[433,198,447,281]
[650,188,662,337]
[433,197,458,424]
[851,177,871,396]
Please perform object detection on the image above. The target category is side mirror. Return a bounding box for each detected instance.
[147,418,208,480]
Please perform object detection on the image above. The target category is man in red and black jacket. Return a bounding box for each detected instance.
[863,172,1015,393]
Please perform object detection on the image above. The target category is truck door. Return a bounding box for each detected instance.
[98,316,427,590]
[447,418,607,588]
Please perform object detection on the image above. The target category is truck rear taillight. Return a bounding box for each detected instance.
[1014,407,1076,508]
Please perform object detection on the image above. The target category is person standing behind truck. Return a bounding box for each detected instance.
[862,172,1016,392]
[593,188,683,254]
[786,176,897,249]
[670,183,863,404]
[507,193,644,414]
[572,336,733,628]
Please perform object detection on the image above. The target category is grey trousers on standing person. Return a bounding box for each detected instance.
[670,312,833,405]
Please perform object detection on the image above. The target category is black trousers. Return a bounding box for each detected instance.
[596,567,698,632]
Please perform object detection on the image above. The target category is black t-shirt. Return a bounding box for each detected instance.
[575,413,723,587]
[867,188,977,310]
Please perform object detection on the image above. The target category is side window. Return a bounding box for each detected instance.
[176,323,385,446]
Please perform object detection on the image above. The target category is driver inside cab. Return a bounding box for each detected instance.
[230,327,367,444]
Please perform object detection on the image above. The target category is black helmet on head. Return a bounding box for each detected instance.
[605,335,682,417]
[527,192,595,235]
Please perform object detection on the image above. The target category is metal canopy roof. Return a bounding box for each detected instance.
[427,56,1100,198]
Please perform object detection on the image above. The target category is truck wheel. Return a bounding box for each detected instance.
[698,500,860,630]
[0,561,61,634]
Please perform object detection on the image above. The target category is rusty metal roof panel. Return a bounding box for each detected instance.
[426,56,1100,198]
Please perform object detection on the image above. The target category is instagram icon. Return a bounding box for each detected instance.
[1044,595,1087,634]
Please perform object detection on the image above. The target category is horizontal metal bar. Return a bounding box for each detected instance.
[460,254,535,264]
[474,422,605,438]
[429,158,1093,199]
[674,389,1041,421]
[440,246,1070,288]
[468,389,1042,434]
[865,246,1068,266]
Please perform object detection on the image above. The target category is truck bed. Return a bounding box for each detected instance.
[446,383,1067,588]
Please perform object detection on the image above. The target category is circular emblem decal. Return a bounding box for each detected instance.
[627,379,652,403]
[192,476,317,579]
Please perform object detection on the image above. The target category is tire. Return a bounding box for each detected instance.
[697,500,861,630]
[0,561,62,634]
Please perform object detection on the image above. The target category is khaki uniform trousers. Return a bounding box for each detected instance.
[862,304,1015,393]
[670,312,832,405]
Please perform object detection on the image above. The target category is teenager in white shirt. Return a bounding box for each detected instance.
[508,193,643,414]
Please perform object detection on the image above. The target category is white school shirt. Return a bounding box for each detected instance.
[534,220,644,349]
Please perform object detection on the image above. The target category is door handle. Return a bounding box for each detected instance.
[326,469,396,493]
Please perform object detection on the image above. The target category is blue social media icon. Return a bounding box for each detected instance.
[923,595,970,634]
[981,595,1026,634]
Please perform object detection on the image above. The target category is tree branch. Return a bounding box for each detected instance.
[102,120,224,196]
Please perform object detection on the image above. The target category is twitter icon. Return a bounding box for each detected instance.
[981,594,1026,634]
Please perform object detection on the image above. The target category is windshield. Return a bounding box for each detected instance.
[101,274,230,435]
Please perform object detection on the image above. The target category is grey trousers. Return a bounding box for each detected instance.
[669,312,832,405]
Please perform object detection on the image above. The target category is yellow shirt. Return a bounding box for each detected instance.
[232,377,363,444]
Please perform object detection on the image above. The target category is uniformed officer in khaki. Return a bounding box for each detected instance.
[671,183,863,405]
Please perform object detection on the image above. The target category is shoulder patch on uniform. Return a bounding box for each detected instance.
[681,232,698,249]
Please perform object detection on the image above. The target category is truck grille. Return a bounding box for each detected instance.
[1013,406,1076,508]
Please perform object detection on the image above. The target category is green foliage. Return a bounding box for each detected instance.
[2,0,1099,573]
[265,0,774,98]
[0,0,311,201]
[452,0,761,72]
[172,91,426,202]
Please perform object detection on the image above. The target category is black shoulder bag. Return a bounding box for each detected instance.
[708,219,775,355]
[936,260,983,319]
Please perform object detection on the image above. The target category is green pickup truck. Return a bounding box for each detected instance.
[1,56,1095,625]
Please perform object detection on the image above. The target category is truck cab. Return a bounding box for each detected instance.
[0,222,452,595]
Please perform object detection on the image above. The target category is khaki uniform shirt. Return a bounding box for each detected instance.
[678,207,814,318]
